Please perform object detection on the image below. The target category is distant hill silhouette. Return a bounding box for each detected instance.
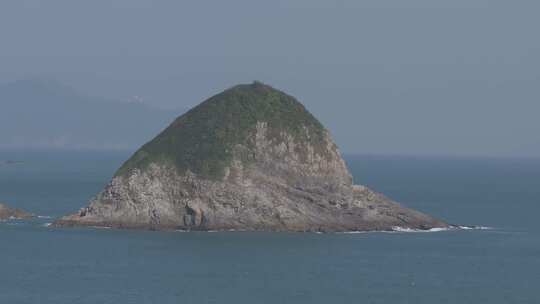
[0,79,178,149]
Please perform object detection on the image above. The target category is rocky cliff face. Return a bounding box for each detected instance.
[0,203,33,220]
[54,82,447,232]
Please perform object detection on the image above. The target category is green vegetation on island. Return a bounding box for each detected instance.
[116,81,327,179]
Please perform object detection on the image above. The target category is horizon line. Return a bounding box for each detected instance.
[0,147,538,161]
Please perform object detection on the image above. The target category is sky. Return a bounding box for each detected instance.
[1,0,538,157]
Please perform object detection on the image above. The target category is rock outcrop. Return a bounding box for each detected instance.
[0,203,33,220]
[54,82,447,232]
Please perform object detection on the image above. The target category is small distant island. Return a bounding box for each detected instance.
[0,203,33,220]
[54,82,448,232]
[0,160,24,166]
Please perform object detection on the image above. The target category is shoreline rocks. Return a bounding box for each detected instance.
[0,203,34,220]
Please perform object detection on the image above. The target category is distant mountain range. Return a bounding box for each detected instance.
[0,79,179,150]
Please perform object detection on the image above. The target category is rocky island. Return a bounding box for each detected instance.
[54,82,447,232]
[0,203,33,220]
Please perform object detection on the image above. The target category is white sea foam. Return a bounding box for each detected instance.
[38,215,52,219]
[91,226,111,229]
[390,225,492,233]
[43,223,52,227]
[152,226,493,234]
[426,227,450,232]
[458,225,492,230]
[390,226,452,233]
[174,229,224,233]
[338,228,443,234]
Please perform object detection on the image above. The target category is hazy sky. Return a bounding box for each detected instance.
[1,0,538,157]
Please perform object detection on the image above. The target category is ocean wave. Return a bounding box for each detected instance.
[63,225,493,234]
[174,229,246,233]
[392,225,493,233]
[391,226,452,233]
[38,215,52,219]
[340,225,493,234]
[457,225,492,230]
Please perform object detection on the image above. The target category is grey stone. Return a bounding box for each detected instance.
[54,84,447,232]
[0,203,33,220]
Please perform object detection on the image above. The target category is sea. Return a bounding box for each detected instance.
[1,150,538,304]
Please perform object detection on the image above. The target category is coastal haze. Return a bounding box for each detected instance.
[0,79,177,149]
[1,1,540,303]
[1,0,538,157]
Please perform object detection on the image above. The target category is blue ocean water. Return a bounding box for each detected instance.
[1,150,539,303]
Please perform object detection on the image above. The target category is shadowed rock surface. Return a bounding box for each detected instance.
[0,203,33,220]
[54,82,447,232]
